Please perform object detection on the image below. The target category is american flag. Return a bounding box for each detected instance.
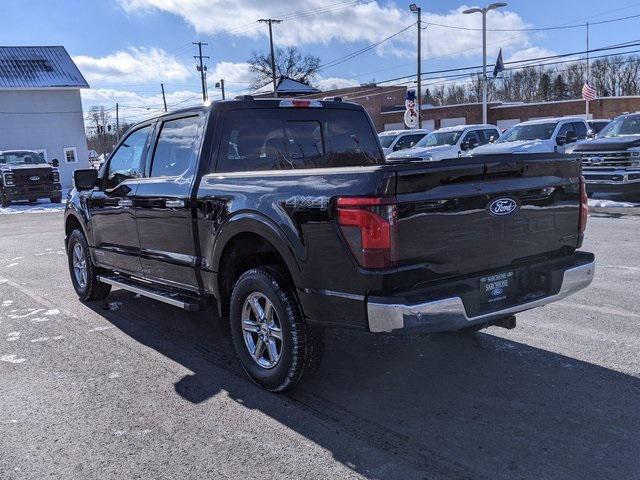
[582,81,597,101]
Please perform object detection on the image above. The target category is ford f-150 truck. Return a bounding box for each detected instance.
[64,97,595,392]
[1,150,62,207]
[571,112,640,198]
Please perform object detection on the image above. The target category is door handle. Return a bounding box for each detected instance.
[165,199,185,208]
[118,199,133,207]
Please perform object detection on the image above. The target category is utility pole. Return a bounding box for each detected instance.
[161,83,168,112]
[216,79,226,100]
[193,41,210,102]
[464,3,507,125]
[258,19,282,97]
[410,4,422,128]
[586,22,590,119]
[115,103,120,141]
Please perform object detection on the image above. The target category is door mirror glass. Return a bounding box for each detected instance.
[74,169,98,190]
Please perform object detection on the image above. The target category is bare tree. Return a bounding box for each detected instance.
[248,46,321,90]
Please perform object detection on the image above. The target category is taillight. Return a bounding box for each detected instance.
[579,176,589,234]
[336,196,398,269]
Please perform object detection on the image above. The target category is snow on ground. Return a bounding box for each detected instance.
[0,190,69,215]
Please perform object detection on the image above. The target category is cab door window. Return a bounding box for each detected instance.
[394,134,424,151]
[149,116,205,179]
[105,126,150,190]
[462,130,481,149]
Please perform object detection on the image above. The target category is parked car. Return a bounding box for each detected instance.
[587,119,610,138]
[571,112,640,197]
[0,150,62,208]
[378,129,428,156]
[386,124,500,162]
[469,117,589,155]
[64,97,594,392]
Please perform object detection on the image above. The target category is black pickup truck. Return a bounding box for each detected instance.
[64,97,595,391]
[1,150,62,207]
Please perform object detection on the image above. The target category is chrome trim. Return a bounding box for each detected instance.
[97,275,195,310]
[367,261,595,333]
[583,169,640,185]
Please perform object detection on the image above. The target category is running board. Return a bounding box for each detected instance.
[98,275,201,311]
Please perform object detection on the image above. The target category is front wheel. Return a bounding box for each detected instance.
[229,267,323,392]
[67,229,111,301]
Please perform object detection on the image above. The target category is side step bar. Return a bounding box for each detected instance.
[97,275,201,311]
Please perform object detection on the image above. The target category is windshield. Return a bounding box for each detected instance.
[498,122,557,142]
[378,134,396,148]
[415,130,463,148]
[597,115,640,137]
[0,151,47,165]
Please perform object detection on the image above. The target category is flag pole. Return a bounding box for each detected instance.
[586,22,590,119]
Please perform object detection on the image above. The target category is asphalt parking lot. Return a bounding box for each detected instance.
[1,210,639,480]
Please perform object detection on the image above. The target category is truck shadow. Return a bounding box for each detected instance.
[89,290,640,480]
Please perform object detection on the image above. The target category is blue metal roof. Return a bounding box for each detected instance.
[0,46,89,89]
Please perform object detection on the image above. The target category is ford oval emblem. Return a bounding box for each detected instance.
[29,176,40,181]
[488,198,518,216]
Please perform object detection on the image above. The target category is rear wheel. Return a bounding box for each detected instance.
[229,267,323,392]
[67,229,111,301]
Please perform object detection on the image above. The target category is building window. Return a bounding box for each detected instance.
[64,147,77,163]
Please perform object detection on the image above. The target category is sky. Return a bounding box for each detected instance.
[3,0,640,124]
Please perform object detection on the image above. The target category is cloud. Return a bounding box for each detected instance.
[208,61,253,85]
[74,47,191,84]
[118,1,536,61]
[506,46,558,64]
[81,88,203,123]
[315,77,360,90]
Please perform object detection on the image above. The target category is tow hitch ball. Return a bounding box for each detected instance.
[493,315,517,330]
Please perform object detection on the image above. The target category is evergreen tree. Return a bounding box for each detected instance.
[538,73,552,101]
[551,74,568,100]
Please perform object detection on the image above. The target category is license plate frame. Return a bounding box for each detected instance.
[480,271,515,304]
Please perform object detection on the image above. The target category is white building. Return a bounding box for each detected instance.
[0,46,90,187]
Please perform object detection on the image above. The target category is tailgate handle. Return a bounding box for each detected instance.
[165,199,185,208]
[117,199,133,207]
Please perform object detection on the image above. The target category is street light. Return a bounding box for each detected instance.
[463,2,507,124]
[409,3,422,128]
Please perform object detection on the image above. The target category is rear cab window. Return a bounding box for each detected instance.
[216,108,383,172]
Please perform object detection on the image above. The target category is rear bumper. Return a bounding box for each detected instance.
[2,183,61,200]
[367,252,595,333]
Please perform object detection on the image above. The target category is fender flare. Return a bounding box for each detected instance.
[210,212,302,286]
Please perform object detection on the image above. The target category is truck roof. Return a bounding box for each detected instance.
[148,97,365,123]
[435,124,497,133]
[518,116,586,125]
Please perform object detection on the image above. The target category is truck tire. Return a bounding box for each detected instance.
[229,266,323,392]
[1,196,9,208]
[66,229,111,301]
[50,195,62,204]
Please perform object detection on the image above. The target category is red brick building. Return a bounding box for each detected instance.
[306,85,640,132]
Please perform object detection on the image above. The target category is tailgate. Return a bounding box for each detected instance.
[393,153,582,283]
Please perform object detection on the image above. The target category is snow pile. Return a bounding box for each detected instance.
[0,190,69,215]
[588,199,640,209]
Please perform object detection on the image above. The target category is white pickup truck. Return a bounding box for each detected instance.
[470,117,589,155]
[386,124,501,162]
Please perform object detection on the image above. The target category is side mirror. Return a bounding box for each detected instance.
[460,140,470,151]
[74,169,98,191]
[566,131,578,144]
[51,158,59,167]
[556,135,567,146]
